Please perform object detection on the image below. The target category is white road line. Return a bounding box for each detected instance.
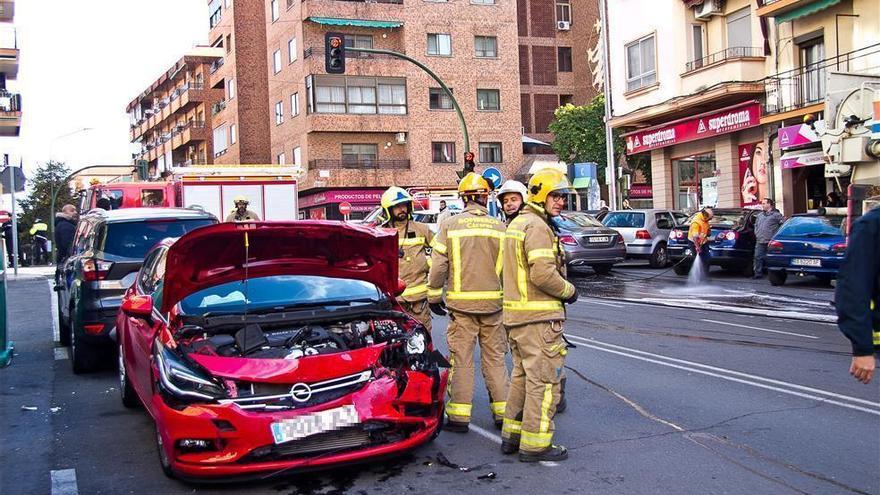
[48,279,59,343]
[565,334,880,415]
[53,348,69,361]
[50,469,78,495]
[700,319,819,339]
[469,424,502,444]
[581,300,623,308]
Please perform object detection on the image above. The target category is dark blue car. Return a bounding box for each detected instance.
[765,214,847,286]
[668,209,758,277]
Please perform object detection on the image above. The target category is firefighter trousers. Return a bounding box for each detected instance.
[501,321,566,453]
[400,299,432,333]
[445,310,509,424]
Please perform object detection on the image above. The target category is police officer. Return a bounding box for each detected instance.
[496,180,528,225]
[380,187,435,332]
[428,173,509,432]
[500,168,578,463]
[225,196,261,222]
[836,206,880,384]
[29,219,49,265]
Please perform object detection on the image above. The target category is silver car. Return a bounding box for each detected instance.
[552,211,627,275]
[602,209,688,268]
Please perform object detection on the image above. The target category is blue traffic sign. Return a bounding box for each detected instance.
[482,167,503,189]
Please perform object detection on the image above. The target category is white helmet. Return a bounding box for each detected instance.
[495,180,528,206]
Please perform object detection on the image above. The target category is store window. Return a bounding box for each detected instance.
[673,153,717,210]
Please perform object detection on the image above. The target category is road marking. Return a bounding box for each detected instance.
[48,279,59,343]
[469,424,502,444]
[581,300,623,308]
[50,469,78,495]
[700,319,819,339]
[54,348,69,361]
[564,334,880,415]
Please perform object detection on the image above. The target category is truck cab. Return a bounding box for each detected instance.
[80,182,176,213]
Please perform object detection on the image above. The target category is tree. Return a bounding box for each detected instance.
[16,161,79,255]
[548,94,625,184]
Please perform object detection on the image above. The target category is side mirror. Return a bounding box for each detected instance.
[122,294,153,318]
[394,278,407,297]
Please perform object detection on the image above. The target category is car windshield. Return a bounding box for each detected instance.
[554,213,603,229]
[100,219,214,259]
[603,212,645,228]
[685,211,746,229]
[776,216,845,237]
[179,275,384,316]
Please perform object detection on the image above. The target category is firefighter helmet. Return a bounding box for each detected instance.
[458,173,490,196]
[527,168,574,204]
[233,195,249,205]
[380,186,413,221]
[496,180,528,206]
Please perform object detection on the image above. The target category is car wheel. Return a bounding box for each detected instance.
[119,344,139,409]
[648,243,668,268]
[156,427,176,479]
[70,317,98,375]
[673,263,690,276]
[591,264,613,275]
[768,270,787,286]
[58,297,71,347]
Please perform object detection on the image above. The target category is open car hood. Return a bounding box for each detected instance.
[161,221,398,313]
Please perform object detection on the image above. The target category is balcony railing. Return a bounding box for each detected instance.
[763,43,880,116]
[0,91,22,113]
[308,159,410,170]
[685,47,763,72]
[176,158,208,167]
[210,58,225,74]
[209,8,222,29]
[304,47,402,60]
[212,100,227,115]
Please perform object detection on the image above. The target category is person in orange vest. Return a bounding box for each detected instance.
[687,207,713,273]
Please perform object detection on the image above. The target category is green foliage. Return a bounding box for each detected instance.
[16,161,79,249]
[548,94,625,184]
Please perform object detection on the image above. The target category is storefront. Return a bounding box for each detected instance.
[623,102,764,212]
[298,188,384,221]
[776,122,849,214]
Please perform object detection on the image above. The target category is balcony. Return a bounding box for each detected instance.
[308,159,410,170]
[0,90,21,136]
[209,7,222,29]
[756,0,840,20]
[0,2,14,21]
[171,120,208,150]
[212,100,227,116]
[174,158,208,168]
[679,46,766,98]
[0,27,18,78]
[685,47,764,73]
[210,58,225,74]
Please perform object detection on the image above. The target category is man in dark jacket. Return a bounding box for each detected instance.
[835,207,879,384]
[54,204,78,263]
[753,198,785,278]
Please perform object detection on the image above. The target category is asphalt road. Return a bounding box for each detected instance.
[1,273,877,495]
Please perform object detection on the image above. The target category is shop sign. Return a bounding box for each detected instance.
[299,189,383,208]
[738,143,770,207]
[778,122,822,150]
[624,102,762,155]
[701,177,718,208]
[628,184,653,199]
[780,150,826,169]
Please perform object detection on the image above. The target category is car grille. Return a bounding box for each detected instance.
[222,370,372,411]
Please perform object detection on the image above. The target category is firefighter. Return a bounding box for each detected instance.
[497,180,528,225]
[500,168,578,463]
[380,186,434,332]
[225,196,261,222]
[428,172,509,432]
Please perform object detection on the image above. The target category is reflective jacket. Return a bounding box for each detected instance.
[29,222,48,237]
[502,203,576,327]
[225,210,261,222]
[388,220,434,302]
[428,203,505,315]
[688,214,710,243]
[835,207,880,356]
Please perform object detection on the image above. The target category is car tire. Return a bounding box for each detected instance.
[591,264,613,275]
[768,270,787,286]
[70,317,99,375]
[119,344,140,409]
[58,296,71,347]
[673,263,690,276]
[648,243,668,268]
[156,427,176,479]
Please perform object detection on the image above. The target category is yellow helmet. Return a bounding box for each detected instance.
[380,186,413,221]
[458,172,490,197]
[527,168,575,204]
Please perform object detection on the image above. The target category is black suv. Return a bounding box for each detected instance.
[56,208,217,373]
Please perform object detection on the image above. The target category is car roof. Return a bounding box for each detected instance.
[82,207,216,223]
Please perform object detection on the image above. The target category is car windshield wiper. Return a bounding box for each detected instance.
[259,297,382,313]
[803,232,838,237]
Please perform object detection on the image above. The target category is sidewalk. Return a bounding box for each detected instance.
[4,265,56,281]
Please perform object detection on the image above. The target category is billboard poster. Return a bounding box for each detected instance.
[739,142,768,208]
[701,177,718,208]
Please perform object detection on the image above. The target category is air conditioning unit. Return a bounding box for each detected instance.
[694,0,722,20]
[395,132,407,144]
[557,21,571,31]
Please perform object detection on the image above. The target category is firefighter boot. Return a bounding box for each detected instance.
[519,445,569,463]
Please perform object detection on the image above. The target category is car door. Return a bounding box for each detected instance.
[125,248,166,399]
[60,219,94,323]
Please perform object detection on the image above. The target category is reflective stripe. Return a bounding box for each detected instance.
[452,237,462,293]
[445,402,472,419]
[448,228,505,240]
[446,290,503,300]
[527,248,557,263]
[433,242,448,254]
[495,240,504,278]
[873,330,880,346]
[427,287,443,298]
[490,401,507,416]
[502,418,522,435]
[503,300,564,311]
[427,256,433,268]
[515,242,528,303]
[506,229,526,241]
[539,384,553,433]
[520,430,553,449]
[401,283,428,298]
[399,237,426,247]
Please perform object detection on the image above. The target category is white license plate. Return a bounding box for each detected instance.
[589,236,610,243]
[270,405,360,444]
[791,258,821,267]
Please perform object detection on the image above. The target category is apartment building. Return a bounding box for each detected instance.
[128,48,227,175]
[0,0,20,138]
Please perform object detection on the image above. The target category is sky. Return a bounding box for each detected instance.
[4,0,210,177]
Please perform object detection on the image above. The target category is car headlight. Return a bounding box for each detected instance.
[155,341,227,402]
[405,330,427,356]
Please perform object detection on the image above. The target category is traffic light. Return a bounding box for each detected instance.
[456,151,476,180]
[325,33,346,74]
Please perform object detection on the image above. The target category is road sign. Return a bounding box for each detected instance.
[482,167,503,190]
[338,201,352,215]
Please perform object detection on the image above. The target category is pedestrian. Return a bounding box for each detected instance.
[496,180,527,225]
[835,206,879,384]
[688,207,713,273]
[380,186,434,332]
[752,198,784,279]
[825,191,843,208]
[436,199,453,225]
[225,196,261,222]
[29,218,49,265]
[427,172,508,433]
[2,220,13,267]
[54,205,78,264]
[500,168,578,463]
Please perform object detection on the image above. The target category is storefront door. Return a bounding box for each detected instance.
[673,153,717,210]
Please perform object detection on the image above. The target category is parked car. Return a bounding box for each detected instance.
[56,208,217,373]
[552,211,626,275]
[602,209,689,268]
[585,209,610,222]
[116,221,447,480]
[668,208,758,276]
[765,213,847,286]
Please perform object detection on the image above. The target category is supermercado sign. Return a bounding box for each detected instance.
[624,102,761,155]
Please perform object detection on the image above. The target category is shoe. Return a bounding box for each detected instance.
[501,437,520,455]
[443,420,469,433]
[519,445,569,463]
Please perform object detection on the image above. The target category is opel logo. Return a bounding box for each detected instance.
[290,383,313,403]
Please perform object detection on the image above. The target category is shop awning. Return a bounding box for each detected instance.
[780,150,827,169]
[522,136,550,146]
[306,17,403,29]
[774,0,841,24]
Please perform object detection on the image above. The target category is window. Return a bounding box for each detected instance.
[479,142,502,163]
[230,124,237,144]
[625,34,656,92]
[275,101,284,124]
[799,36,825,103]
[273,49,282,74]
[270,0,279,22]
[559,94,573,106]
[213,124,228,156]
[432,142,456,163]
[558,47,573,72]
[475,36,497,58]
[726,8,751,54]
[227,78,235,99]
[378,79,407,114]
[477,89,500,111]
[277,152,286,165]
[429,87,454,110]
[311,75,407,115]
[345,35,373,58]
[691,24,705,68]
[673,152,717,209]
[293,146,301,166]
[225,34,232,53]
[347,77,378,114]
[427,34,452,56]
[291,92,299,116]
[556,0,571,23]
[288,37,297,63]
[342,144,378,165]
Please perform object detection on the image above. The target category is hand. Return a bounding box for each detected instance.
[564,289,579,305]
[850,355,876,384]
[429,302,447,316]
[742,176,758,203]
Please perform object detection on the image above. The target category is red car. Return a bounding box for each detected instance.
[116,221,448,480]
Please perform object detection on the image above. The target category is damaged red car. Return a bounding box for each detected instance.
[116,221,448,480]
